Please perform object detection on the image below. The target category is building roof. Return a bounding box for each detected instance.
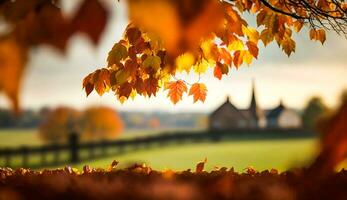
[210,96,247,119]
[266,100,285,119]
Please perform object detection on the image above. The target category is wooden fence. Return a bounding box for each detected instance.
[0,129,312,169]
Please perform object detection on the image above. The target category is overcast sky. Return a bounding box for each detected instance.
[0,0,347,113]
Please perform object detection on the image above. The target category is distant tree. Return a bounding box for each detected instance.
[302,97,328,130]
[148,117,161,129]
[340,89,347,103]
[0,109,16,128]
[80,106,123,140]
[38,107,81,143]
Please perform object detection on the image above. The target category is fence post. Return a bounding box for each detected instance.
[40,147,47,166]
[20,147,29,168]
[69,132,79,163]
[4,149,11,167]
[52,144,60,165]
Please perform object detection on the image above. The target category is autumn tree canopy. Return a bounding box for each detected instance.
[39,106,124,142]
[83,0,347,104]
[80,106,124,140]
[0,0,346,111]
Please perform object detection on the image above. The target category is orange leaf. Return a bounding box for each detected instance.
[246,41,259,59]
[196,158,207,173]
[144,77,158,97]
[213,64,222,80]
[310,29,326,44]
[233,50,243,68]
[189,83,207,103]
[165,80,187,104]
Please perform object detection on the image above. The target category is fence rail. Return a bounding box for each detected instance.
[0,129,312,169]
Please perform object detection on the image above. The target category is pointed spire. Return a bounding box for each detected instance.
[250,79,257,111]
[279,98,285,108]
[226,95,231,102]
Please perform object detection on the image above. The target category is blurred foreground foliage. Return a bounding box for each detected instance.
[1,161,347,200]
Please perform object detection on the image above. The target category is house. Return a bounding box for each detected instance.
[266,100,302,129]
[209,80,302,131]
[209,81,266,130]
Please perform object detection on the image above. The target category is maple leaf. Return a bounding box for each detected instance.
[193,60,208,74]
[233,50,244,68]
[143,55,161,70]
[214,62,229,80]
[189,83,207,103]
[83,73,94,97]
[176,53,195,73]
[108,43,128,66]
[310,29,326,44]
[246,41,259,59]
[260,29,274,46]
[196,158,207,173]
[144,77,159,97]
[219,48,232,66]
[0,36,27,113]
[164,80,187,104]
[71,0,108,45]
[213,65,222,80]
[281,38,296,56]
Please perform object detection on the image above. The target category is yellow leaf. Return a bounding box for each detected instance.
[176,52,195,73]
[193,59,209,74]
[293,20,304,33]
[130,89,137,100]
[243,50,253,65]
[228,39,244,51]
[242,25,259,43]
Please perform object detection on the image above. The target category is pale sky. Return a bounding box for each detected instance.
[0,0,347,113]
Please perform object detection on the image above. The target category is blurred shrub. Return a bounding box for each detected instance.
[80,106,123,140]
[39,106,123,143]
[302,97,328,131]
[39,107,81,143]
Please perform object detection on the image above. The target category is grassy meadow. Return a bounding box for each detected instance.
[0,129,319,172]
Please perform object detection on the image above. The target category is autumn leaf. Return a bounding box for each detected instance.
[246,41,259,59]
[309,29,326,44]
[176,53,195,73]
[196,158,207,173]
[214,62,229,80]
[260,29,274,46]
[83,73,94,97]
[293,20,304,33]
[281,38,296,56]
[0,36,27,113]
[213,64,222,80]
[108,43,128,66]
[233,50,244,68]
[189,83,207,103]
[143,55,161,70]
[193,60,208,74]
[144,77,159,97]
[71,0,108,45]
[165,80,187,104]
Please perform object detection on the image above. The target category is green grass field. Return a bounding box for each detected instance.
[75,138,317,172]
[0,129,318,172]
